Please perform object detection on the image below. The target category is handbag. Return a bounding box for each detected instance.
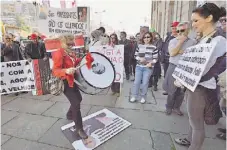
[48,51,68,96]
[204,86,223,125]
[202,35,224,125]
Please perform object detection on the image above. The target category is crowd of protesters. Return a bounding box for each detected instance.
[0,2,226,149]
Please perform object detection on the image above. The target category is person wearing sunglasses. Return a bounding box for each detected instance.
[52,33,88,139]
[217,7,226,38]
[1,34,21,62]
[130,32,158,104]
[163,22,196,116]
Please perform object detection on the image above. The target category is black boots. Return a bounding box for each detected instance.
[77,128,88,139]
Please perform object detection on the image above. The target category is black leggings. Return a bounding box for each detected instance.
[63,80,83,129]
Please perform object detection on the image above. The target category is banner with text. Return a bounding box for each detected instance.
[38,6,90,36]
[0,60,35,94]
[89,45,124,83]
[172,43,216,92]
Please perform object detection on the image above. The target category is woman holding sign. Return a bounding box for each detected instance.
[130,32,158,104]
[163,22,196,116]
[175,3,226,150]
[52,33,88,139]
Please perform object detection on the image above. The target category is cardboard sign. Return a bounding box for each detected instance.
[89,45,124,83]
[172,43,216,92]
[61,109,131,150]
[0,60,35,94]
[38,6,90,36]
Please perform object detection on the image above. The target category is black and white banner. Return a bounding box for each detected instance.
[0,60,35,94]
[38,6,90,36]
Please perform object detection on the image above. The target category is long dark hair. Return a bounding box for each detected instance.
[141,32,153,44]
[192,3,226,23]
[110,33,119,44]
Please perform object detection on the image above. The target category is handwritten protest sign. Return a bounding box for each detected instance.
[89,45,124,83]
[38,6,90,36]
[0,60,35,94]
[172,43,216,92]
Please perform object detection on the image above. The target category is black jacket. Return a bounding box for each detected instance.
[160,33,175,63]
[119,39,131,62]
[25,41,47,59]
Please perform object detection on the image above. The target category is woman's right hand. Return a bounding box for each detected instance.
[65,68,76,75]
[139,57,146,63]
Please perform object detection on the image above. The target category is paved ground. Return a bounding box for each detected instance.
[1,77,226,150]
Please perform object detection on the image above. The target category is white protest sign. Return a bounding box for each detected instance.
[172,43,216,92]
[89,45,124,83]
[38,6,90,36]
[0,60,36,94]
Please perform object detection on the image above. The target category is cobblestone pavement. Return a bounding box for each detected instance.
[1,77,226,150]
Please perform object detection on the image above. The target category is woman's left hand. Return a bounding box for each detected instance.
[146,62,152,68]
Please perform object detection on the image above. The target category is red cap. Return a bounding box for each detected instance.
[40,35,47,40]
[30,33,38,40]
[171,21,179,27]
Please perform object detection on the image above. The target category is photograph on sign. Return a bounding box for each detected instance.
[89,45,124,83]
[38,6,90,36]
[61,109,131,150]
[172,43,216,92]
[0,60,35,94]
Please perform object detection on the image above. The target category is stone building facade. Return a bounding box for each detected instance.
[151,0,226,39]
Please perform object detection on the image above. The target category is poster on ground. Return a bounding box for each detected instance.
[89,45,124,83]
[38,6,90,36]
[61,109,131,150]
[172,43,216,92]
[0,60,35,94]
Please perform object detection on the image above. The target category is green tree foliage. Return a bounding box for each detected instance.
[15,16,31,32]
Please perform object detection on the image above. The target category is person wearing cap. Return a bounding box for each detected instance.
[24,33,48,61]
[160,21,179,95]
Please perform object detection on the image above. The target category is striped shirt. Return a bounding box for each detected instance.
[135,44,158,67]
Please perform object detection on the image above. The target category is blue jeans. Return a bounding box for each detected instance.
[131,66,153,99]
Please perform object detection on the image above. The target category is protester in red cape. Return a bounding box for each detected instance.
[52,33,88,139]
[163,22,196,116]
[109,33,120,96]
[119,31,132,80]
[175,3,226,150]
[160,21,179,95]
[24,33,48,61]
[149,32,163,91]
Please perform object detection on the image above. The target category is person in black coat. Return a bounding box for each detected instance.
[24,33,48,61]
